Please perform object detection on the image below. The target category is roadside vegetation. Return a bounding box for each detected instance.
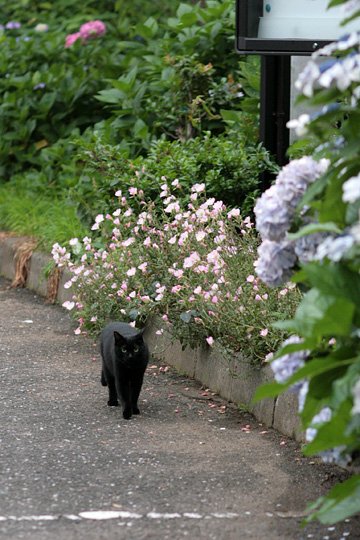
[1,0,359,525]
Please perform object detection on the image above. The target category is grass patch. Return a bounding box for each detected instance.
[0,187,86,251]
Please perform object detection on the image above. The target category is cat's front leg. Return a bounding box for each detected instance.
[131,373,145,415]
[116,378,132,419]
[106,376,119,406]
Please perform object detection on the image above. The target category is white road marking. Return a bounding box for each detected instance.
[79,511,142,520]
[0,510,240,522]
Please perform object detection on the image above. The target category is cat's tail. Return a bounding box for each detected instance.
[101,370,107,386]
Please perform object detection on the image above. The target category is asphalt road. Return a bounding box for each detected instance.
[0,276,359,540]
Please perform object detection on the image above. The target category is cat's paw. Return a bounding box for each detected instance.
[132,406,140,415]
[123,408,132,420]
[107,399,119,406]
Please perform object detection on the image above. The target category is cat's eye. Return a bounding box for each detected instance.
[133,345,139,352]
[120,346,127,353]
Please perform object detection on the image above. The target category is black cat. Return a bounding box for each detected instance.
[100,322,149,420]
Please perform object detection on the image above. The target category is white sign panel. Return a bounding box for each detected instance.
[258,0,358,40]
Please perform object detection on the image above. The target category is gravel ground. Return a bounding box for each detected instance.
[0,276,359,540]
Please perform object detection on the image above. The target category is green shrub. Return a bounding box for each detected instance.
[0,24,124,180]
[94,1,259,154]
[72,133,277,226]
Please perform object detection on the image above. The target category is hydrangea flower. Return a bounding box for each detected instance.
[306,407,332,443]
[255,157,329,242]
[294,232,328,264]
[269,335,309,386]
[352,379,360,415]
[298,380,309,413]
[286,113,310,136]
[254,240,297,287]
[33,82,46,91]
[342,0,360,18]
[305,407,351,466]
[254,185,292,242]
[65,32,81,48]
[342,173,360,203]
[5,21,21,30]
[79,20,106,40]
[315,234,355,262]
[34,23,48,32]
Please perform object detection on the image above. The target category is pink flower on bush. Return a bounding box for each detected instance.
[65,32,81,48]
[65,20,106,48]
[79,20,106,40]
[206,336,214,347]
[183,251,201,268]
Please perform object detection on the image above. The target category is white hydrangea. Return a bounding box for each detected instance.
[306,407,333,443]
[342,0,360,17]
[287,114,310,136]
[298,380,309,413]
[318,54,360,92]
[352,379,360,415]
[342,173,360,203]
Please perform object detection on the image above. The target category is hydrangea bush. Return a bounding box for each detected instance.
[53,181,299,364]
[254,0,360,525]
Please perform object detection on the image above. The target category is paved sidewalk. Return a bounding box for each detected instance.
[0,276,359,540]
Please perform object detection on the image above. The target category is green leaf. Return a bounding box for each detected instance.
[287,356,354,388]
[180,12,198,26]
[180,311,192,323]
[128,309,139,321]
[287,222,341,240]
[220,109,244,125]
[301,263,360,305]
[176,3,194,17]
[252,381,286,402]
[95,89,124,104]
[306,475,360,524]
[38,92,56,113]
[304,401,353,455]
[275,289,355,339]
[300,173,328,206]
[133,119,149,140]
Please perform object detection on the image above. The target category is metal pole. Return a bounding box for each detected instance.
[259,55,291,190]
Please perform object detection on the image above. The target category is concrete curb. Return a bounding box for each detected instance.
[0,235,303,441]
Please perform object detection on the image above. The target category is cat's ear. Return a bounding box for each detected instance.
[114,331,126,345]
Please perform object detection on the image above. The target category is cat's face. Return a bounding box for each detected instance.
[113,332,145,366]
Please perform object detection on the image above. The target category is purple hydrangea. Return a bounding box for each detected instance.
[255,157,329,243]
[254,240,297,288]
[33,82,46,90]
[305,407,351,466]
[253,185,292,242]
[270,335,309,385]
[315,234,355,262]
[294,232,328,264]
[5,21,21,30]
[306,407,332,442]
